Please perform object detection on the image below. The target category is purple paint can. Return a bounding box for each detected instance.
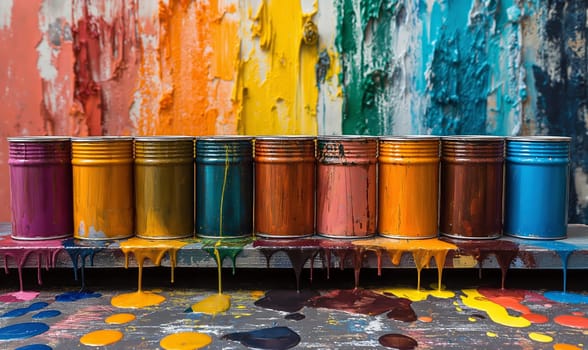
[8,137,73,240]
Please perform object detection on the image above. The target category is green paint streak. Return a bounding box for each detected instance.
[337,0,400,135]
[201,238,252,274]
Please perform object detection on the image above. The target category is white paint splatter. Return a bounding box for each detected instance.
[363,317,385,333]
[36,39,58,81]
[0,0,14,30]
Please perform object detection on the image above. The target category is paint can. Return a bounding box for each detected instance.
[254,136,315,238]
[440,136,504,239]
[504,136,571,240]
[378,136,440,239]
[72,137,134,240]
[8,137,73,240]
[196,136,253,239]
[316,136,377,238]
[135,137,194,239]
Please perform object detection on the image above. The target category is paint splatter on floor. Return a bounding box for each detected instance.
[378,333,418,349]
[222,326,301,350]
[79,329,123,346]
[0,323,49,340]
[159,332,212,350]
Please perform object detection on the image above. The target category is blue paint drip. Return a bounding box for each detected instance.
[62,238,103,290]
[1,302,49,318]
[0,323,50,340]
[222,326,301,350]
[32,310,61,319]
[520,240,581,292]
[15,344,52,350]
[543,291,588,304]
[55,291,101,302]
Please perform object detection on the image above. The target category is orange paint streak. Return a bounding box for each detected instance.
[478,289,548,324]
[554,315,588,329]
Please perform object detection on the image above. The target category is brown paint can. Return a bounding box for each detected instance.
[440,136,504,239]
[254,136,316,238]
[316,136,377,238]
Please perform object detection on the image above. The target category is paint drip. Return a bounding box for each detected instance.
[378,333,418,350]
[62,238,104,290]
[254,289,320,313]
[222,326,301,350]
[0,322,50,340]
[460,289,531,328]
[159,332,212,350]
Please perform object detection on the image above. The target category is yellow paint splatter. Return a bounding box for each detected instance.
[160,331,212,350]
[190,293,231,315]
[468,317,477,322]
[486,331,498,338]
[461,289,531,328]
[105,313,136,324]
[529,332,553,343]
[236,0,319,134]
[380,287,454,302]
[111,291,166,309]
[80,330,124,346]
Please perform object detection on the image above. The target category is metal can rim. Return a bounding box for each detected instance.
[506,136,571,142]
[255,135,316,141]
[380,135,440,141]
[442,135,504,141]
[318,135,378,141]
[134,136,194,142]
[8,136,71,142]
[72,136,134,142]
[197,136,253,142]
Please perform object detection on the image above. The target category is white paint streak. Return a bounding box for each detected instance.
[0,0,14,30]
[36,40,58,81]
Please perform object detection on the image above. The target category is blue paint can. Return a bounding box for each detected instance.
[505,136,571,240]
[196,136,253,239]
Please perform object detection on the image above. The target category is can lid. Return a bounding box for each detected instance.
[198,136,253,142]
[380,135,440,141]
[255,135,316,141]
[7,136,70,142]
[134,136,194,142]
[506,136,571,142]
[442,135,504,142]
[72,136,134,142]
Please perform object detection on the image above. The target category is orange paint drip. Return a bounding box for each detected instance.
[554,315,588,329]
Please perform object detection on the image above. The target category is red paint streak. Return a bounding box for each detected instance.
[554,315,588,329]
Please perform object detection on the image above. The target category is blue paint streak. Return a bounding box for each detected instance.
[1,302,49,318]
[0,323,49,340]
[55,291,101,302]
[222,326,300,350]
[543,291,588,304]
[32,310,61,319]
[15,345,52,350]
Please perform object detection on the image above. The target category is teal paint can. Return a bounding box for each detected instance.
[505,136,571,240]
[196,136,253,239]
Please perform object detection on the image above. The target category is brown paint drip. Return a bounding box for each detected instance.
[379,333,418,350]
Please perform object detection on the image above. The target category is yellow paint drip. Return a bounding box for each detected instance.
[468,317,477,322]
[111,291,166,309]
[352,238,457,290]
[105,313,136,324]
[160,332,212,350]
[486,331,498,338]
[461,289,531,328]
[236,0,319,134]
[190,293,231,315]
[529,332,553,343]
[380,287,455,302]
[80,329,124,346]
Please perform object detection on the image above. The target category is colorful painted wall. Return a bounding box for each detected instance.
[0,0,587,223]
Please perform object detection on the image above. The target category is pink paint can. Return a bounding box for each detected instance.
[8,137,73,240]
[316,136,378,238]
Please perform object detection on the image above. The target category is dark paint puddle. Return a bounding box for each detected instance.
[255,289,320,313]
[222,326,300,350]
[62,238,105,290]
[32,310,61,319]
[443,238,519,289]
[15,345,52,350]
[379,333,418,350]
[306,289,416,319]
[285,313,305,321]
[202,238,251,274]
[1,302,48,318]
[55,290,102,302]
[0,322,50,340]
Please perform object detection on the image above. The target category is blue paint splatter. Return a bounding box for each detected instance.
[346,318,368,333]
[0,323,49,340]
[62,239,104,290]
[1,302,49,318]
[222,326,300,350]
[55,291,101,302]
[543,291,588,305]
[32,310,61,319]
[15,344,52,350]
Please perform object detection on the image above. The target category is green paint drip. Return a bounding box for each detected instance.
[202,238,252,274]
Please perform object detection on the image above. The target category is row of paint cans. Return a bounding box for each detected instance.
[6,135,571,241]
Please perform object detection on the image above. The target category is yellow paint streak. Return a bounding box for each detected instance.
[138,0,239,135]
[190,293,231,315]
[160,332,212,350]
[352,238,457,290]
[80,330,124,346]
[236,0,319,134]
[380,287,454,302]
[486,331,498,338]
[105,313,136,324]
[529,332,554,343]
[111,291,166,309]
[461,289,531,328]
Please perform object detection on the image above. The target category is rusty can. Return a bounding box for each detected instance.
[254,136,316,238]
[72,137,134,240]
[135,136,194,239]
[440,136,504,239]
[316,136,377,238]
[8,136,73,240]
[378,136,440,239]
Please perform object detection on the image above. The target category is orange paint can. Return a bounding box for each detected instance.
[72,137,134,240]
[254,136,315,238]
[316,136,377,238]
[378,136,440,239]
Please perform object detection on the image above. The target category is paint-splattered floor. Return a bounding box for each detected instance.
[0,268,587,349]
